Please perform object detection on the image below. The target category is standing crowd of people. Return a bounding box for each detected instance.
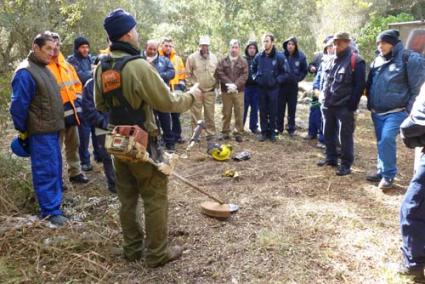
[8,8,425,280]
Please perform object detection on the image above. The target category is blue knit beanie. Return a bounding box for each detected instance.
[376,29,400,46]
[103,9,136,41]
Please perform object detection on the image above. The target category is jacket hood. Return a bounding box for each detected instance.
[74,36,90,51]
[283,37,298,56]
[245,40,259,58]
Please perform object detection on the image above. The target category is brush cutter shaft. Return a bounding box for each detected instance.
[171,172,225,204]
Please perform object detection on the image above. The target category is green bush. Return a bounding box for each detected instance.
[357,13,414,64]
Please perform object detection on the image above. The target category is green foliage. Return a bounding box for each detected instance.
[357,12,414,63]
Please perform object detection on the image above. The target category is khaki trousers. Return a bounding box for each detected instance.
[60,126,81,177]
[191,91,216,137]
[222,91,244,135]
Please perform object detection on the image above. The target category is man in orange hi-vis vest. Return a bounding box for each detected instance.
[47,32,88,184]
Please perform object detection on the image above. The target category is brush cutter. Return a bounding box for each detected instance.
[98,123,239,218]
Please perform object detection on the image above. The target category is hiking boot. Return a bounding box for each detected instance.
[148,245,183,268]
[258,134,267,142]
[235,136,243,143]
[69,173,89,184]
[366,172,382,182]
[336,166,351,176]
[397,264,425,283]
[378,177,394,190]
[48,215,69,226]
[317,159,338,167]
[81,164,93,172]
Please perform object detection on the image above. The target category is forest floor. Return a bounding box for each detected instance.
[0,95,418,284]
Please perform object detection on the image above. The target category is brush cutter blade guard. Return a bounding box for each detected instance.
[200,201,239,219]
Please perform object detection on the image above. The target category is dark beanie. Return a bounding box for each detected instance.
[103,8,136,41]
[376,29,400,46]
[74,36,90,50]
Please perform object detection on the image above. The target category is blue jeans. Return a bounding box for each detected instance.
[401,151,425,269]
[243,85,259,133]
[78,120,101,165]
[372,111,407,179]
[322,106,355,167]
[29,133,63,217]
[259,87,279,137]
[277,83,298,133]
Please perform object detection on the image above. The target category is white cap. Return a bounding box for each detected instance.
[199,35,210,45]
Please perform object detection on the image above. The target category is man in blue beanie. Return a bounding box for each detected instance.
[96,8,202,267]
[366,29,425,189]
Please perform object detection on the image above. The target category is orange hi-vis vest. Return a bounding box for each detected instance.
[158,48,186,91]
[48,52,82,125]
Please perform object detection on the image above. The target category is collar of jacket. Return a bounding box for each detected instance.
[73,50,91,60]
[159,48,175,59]
[110,41,141,55]
[28,51,47,66]
[261,46,276,57]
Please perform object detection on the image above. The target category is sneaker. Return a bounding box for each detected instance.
[303,133,316,140]
[69,174,89,184]
[366,172,382,182]
[397,264,425,283]
[235,136,243,143]
[48,215,69,226]
[317,159,338,167]
[258,134,267,142]
[336,166,351,176]
[316,142,326,149]
[81,164,93,172]
[148,245,183,268]
[378,177,394,190]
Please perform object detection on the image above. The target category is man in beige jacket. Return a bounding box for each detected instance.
[215,39,248,142]
[186,36,219,140]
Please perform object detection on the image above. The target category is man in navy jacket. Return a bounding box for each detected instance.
[67,36,101,171]
[277,37,308,136]
[143,40,176,151]
[252,33,289,142]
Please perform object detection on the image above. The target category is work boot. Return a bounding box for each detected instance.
[48,215,69,226]
[397,264,425,283]
[69,173,89,184]
[378,177,394,190]
[336,166,351,176]
[366,172,382,182]
[81,164,93,172]
[176,137,186,144]
[317,159,338,167]
[148,245,183,268]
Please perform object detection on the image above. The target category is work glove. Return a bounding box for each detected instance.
[157,152,179,175]
[225,83,238,93]
[19,131,28,141]
[187,83,202,100]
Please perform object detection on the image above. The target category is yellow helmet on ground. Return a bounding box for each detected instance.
[208,144,233,161]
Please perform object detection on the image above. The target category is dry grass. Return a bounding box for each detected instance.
[0,98,418,283]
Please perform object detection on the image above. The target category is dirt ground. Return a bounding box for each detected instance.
[0,98,418,283]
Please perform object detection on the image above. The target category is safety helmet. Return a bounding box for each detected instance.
[208,144,232,161]
[11,137,30,158]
